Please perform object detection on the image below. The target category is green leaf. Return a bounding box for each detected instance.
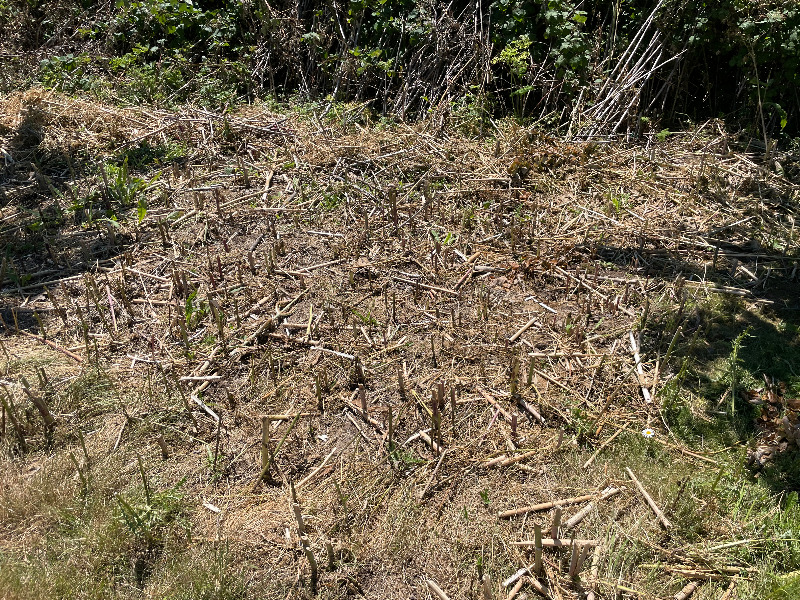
[137,198,148,223]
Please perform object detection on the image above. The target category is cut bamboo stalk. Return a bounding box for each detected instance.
[586,544,601,600]
[499,492,601,518]
[629,331,652,403]
[506,576,525,600]
[345,394,384,433]
[427,580,451,600]
[449,388,456,433]
[534,525,543,574]
[554,265,635,316]
[656,438,720,465]
[252,413,301,490]
[419,448,448,499]
[190,391,219,422]
[485,449,537,468]
[311,346,355,360]
[296,447,337,490]
[531,368,584,401]
[179,375,224,382]
[509,316,539,343]
[563,502,596,531]
[528,577,548,597]
[454,265,474,290]
[527,352,610,358]
[583,424,628,469]
[300,535,318,593]
[358,384,367,416]
[509,356,520,396]
[502,567,530,588]
[387,406,394,453]
[21,377,56,430]
[477,387,514,421]
[325,540,335,571]
[550,507,562,539]
[419,430,442,454]
[292,502,305,536]
[674,582,699,600]
[664,570,731,581]
[156,434,169,459]
[574,543,591,576]
[719,580,736,600]
[213,414,222,471]
[397,364,406,398]
[566,489,619,531]
[568,538,580,576]
[517,397,545,425]
[0,391,26,450]
[15,329,83,363]
[625,467,671,528]
[482,574,493,600]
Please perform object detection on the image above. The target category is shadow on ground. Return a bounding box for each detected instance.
[641,275,800,492]
[1,104,160,321]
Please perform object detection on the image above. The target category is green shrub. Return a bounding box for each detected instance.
[39,53,96,93]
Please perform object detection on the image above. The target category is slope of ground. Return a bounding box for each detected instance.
[1,89,800,600]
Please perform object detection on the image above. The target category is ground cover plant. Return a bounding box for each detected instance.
[1,0,799,141]
[0,85,799,599]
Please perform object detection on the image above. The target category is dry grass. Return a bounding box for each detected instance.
[1,89,799,599]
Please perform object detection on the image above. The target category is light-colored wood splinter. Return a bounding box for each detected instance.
[393,276,459,297]
[625,467,672,528]
[266,412,319,421]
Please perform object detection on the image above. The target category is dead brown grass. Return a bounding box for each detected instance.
[0,89,798,599]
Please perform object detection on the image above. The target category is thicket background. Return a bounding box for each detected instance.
[1,0,798,138]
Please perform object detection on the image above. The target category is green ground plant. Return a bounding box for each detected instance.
[3,0,798,134]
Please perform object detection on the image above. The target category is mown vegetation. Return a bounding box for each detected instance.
[1,1,799,599]
[1,0,799,140]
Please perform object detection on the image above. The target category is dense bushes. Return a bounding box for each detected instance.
[0,0,798,138]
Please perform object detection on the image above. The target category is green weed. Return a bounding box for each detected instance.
[39,53,96,93]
